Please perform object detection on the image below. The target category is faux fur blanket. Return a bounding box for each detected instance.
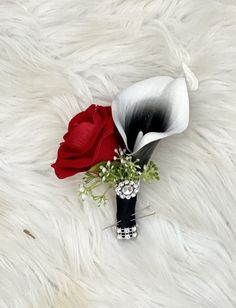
[0,1,235,307]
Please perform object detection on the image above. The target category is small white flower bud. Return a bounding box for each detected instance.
[79,186,85,192]
[113,156,117,160]
[102,176,106,182]
[114,148,119,154]
[107,161,111,167]
[81,193,86,201]
[102,167,106,173]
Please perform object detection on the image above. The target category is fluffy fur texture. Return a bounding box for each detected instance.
[0,0,236,307]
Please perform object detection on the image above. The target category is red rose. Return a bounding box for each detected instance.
[51,104,121,179]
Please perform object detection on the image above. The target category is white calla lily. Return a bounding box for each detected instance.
[112,76,189,164]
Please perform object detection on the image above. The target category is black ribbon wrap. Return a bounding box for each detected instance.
[116,195,137,239]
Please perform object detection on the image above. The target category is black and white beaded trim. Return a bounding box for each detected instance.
[116,225,137,240]
[115,180,139,199]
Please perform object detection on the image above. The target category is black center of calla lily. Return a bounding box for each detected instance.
[124,98,169,152]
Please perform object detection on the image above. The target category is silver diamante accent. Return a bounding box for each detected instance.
[116,226,138,240]
[116,180,140,199]
[117,228,121,234]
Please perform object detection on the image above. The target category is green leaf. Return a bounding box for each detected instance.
[88,161,106,173]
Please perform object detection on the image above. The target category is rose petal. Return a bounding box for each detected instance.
[68,104,96,131]
[65,121,105,154]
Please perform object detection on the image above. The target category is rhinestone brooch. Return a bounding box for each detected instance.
[115,180,140,199]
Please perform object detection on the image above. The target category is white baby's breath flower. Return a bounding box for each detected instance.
[81,193,86,201]
[107,161,111,167]
[113,156,117,160]
[79,186,85,192]
[102,167,106,173]
[114,148,119,154]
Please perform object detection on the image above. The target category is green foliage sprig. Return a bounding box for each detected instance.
[78,148,160,206]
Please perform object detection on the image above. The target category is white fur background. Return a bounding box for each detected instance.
[0,0,236,307]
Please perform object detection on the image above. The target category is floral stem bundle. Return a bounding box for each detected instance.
[52,76,189,240]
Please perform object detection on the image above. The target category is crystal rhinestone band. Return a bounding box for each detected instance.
[115,180,140,199]
[116,225,137,240]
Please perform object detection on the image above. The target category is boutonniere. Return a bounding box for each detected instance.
[52,76,189,240]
